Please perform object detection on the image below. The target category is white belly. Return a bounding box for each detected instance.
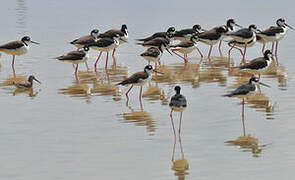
[173,46,196,54]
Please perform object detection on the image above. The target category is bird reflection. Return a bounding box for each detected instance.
[58,82,92,101]
[122,101,155,133]
[0,74,40,98]
[152,63,200,88]
[143,82,167,102]
[225,99,266,157]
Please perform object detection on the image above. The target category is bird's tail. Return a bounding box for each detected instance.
[222,94,233,97]
[136,42,144,46]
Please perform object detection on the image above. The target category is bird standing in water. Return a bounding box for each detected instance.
[13,75,41,89]
[169,86,187,140]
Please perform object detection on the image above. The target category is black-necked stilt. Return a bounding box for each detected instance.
[56,46,89,77]
[90,35,121,70]
[140,42,170,67]
[169,86,187,140]
[70,29,99,70]
[117,65,160,102]
[226,24,260,64]
[197,26,227,59]
[223,76,270,97]
[173,24,205,42]
[237,50,273,79]
[0,36,39,67]
[136,27,176,42]
[171,36,203,63]
[13,75,41,89]
[97,24,128,56]
[257,18,294,58]
[70,29,99,49]
[218,19,243,55]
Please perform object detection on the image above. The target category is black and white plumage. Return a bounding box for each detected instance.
[13,75,41,89]
[0,36,39,67]
[171,36,203,62]
[223,77,270,97]
[89,35,120,70]
[117,65,158,100]
[136,37,170,47]
[173,24,204,42]
[56,46,89,75]
[136,27,176,42]
[140,47,162,63]
[98,24,128,44]
[257,18,294,57]
[169,86,187,110]
[197,26,228,58]
[237,50,273,79]
[70,29,99,49]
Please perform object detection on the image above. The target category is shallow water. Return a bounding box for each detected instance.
[1,0,295,179]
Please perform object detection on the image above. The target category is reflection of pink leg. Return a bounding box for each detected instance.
[11,55,15,68]
[271,42,274,53]
[94,51,103,71]
[208,45,213,59]
[242,98,246,136]
[105,52,109,69]
[218,40,223,56]
[125,85,133,106]
[195,46,204,59]
[242,44,247,65]
[179,112,184,158]
[228,43,236,64]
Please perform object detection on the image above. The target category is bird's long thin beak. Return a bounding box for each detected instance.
[259,82,270,87]
[31,40,40,45]
[201,28,207,32]
[166,48,173,56]
[235,23,243,28]
[153,70,164,74]
[256,29,262,33]
[33,78,41,84]
[285,23,294,30]
[119,38,128,43]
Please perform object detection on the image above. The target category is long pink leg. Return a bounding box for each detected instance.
[275,41,279,57]
[75,64,79,77]
[172,49,186,61]
[184,54,188,64]
[242,44,247,65]
[170,109,176,162]
[242,98,246,136]
[139,86,143,100]
[262,43,265,54]
[271,42,274,53]
[218,40,223,56]
[11,55,15,68]
[94,51,103,71]
[195,46,204,59]
[112,48,117,65]
[228,42,236,64]
[112,48,116,57]
[208,45,213,60]
[84,61,90,71]
[105,52,109,69]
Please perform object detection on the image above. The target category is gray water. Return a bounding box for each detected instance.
[0,0,295,179]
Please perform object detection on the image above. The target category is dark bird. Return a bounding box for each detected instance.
[117,65,159,101]
[70,29,99,49]
[56,46,89,76]
[197,26,228,59]
[89,35,121,70]
[140,41,170,66]
[97,24,128,57]
[13,75,41,89]
[136,27,176,42]
[223,76,270,97]
[170,35,203,62]
[237,50,273,79]
[173,24,205,42]
[257,18,294,58]
[0,36,39,67]
[226,24,260,64]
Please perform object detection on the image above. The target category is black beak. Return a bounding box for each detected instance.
[153,70,164,74]
[259,82,270,87]
[119,38,128,43]
[166,48,173,56]
[30,40,40,45]
[235,23,243,28]
[33,77,41,84]
[201,28,207,32]
[285,23,294,30]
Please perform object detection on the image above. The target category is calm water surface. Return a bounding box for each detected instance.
[1,0,295,179]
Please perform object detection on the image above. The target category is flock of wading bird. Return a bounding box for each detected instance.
[0,18,292,131]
